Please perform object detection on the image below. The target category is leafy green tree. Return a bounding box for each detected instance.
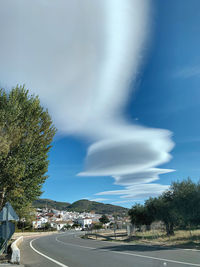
[92,223,103,230]
[195,183,200,225]
[17,220,33,231]
[99,214,109,224]
[128,204,154,231]
[72,223,81,228]
[0,85,56,216]
[146,191,178,236]
[16,203,36,225]
[64,224,71,230]
[44,222,51,230]
[171,178,200,228]
[129,179,200,236]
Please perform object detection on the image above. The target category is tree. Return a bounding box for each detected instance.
[195,182,200,225]
[171,178,199,228]
[64,224,71,230]
[44,222,51,231]
[92,223,103,230]
[0,85,56,216]
[128,204,154,231]
[99,214,109,224]
[72,223,81,228]
[17,220,33,231]
[129,179,200,236]
[17,203,36,226]
[146,192,178,236]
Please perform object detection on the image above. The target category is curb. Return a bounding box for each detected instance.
[0,265,24,266]
[10,236,23,264]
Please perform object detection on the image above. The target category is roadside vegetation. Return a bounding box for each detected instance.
[0,86,56,221]
[15,221,57,233]
[129,179,200,236]
[84,179,200,249]
[84,228,200,249]
[129,229,200,248]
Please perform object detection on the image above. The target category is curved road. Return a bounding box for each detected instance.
[20,231,200,267]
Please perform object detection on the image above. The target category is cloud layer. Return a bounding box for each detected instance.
[0,0,174,201]
[97,183,169,199]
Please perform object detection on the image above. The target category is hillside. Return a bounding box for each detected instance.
[33,199,71,211]
[67,199,128,214]
[33,198,128,214]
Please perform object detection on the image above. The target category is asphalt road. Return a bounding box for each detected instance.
[20,231,200,267]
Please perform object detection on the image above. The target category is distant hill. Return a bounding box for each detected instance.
[67,199,128,215]
[33,199,71,211]
[33,198,128,215]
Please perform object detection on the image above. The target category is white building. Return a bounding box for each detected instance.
[32,217,48,229]
[51,221,72,231]
[77,218,92,228]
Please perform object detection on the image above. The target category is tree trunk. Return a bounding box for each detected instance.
[169,223,174,236]
[165,222,170,236]
[0,187,6,210]
[146,224,151,231]
[165,222,174,236]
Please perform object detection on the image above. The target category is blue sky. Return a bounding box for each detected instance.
[40,0,200,207]
[1,0,200,207]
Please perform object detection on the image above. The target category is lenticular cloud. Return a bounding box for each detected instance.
[0,0,174,199]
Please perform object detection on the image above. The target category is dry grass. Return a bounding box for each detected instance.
[132,229,200,249]
[84,229,200,249]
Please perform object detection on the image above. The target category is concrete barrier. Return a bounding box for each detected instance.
[10,236,23,264]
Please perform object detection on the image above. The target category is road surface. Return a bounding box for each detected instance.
[20,231,200,267]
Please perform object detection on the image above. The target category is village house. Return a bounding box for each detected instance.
[77,217,92,228]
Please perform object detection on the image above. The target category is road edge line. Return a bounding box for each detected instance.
[56,234,200,266]
[30,238,69,267]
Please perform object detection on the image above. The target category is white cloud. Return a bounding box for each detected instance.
[113,168,174,186]
[97,183,169,199]
[90,198,108,202]
[0,0,174,201]
[111,200,140,205]
[78,130,174,177]
[0,0,150,136]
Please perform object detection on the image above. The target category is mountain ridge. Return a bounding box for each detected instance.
[33,198,128,214]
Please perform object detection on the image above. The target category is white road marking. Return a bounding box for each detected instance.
[110,249,200,266]
[56,234,200,266]
[184,248,200,252]
[30,238,69,267]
